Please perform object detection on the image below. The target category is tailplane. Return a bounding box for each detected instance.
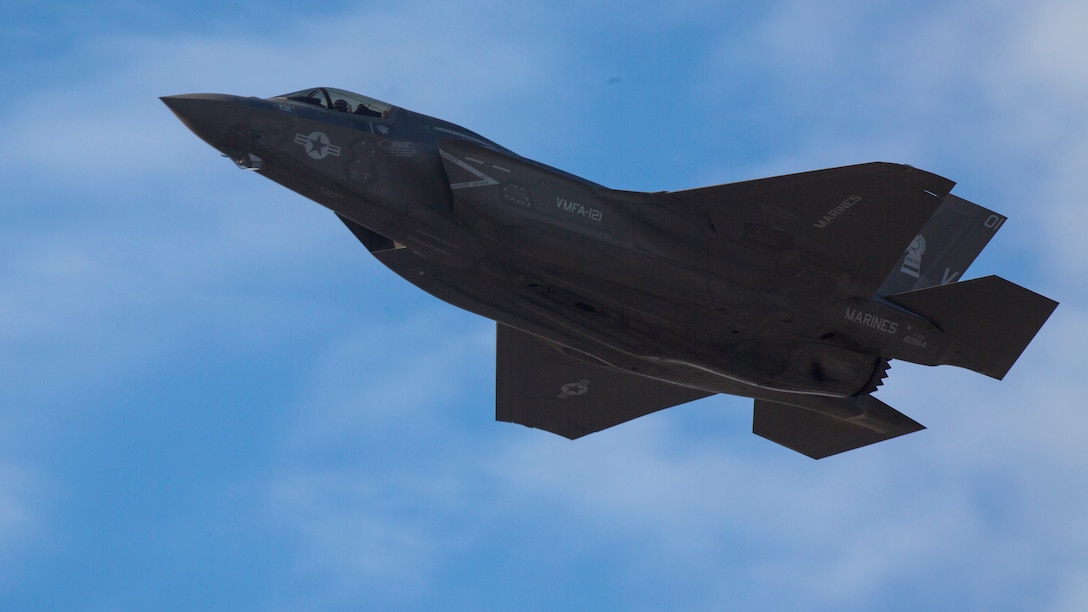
[886,275,1058,379]
[753,394,925,459]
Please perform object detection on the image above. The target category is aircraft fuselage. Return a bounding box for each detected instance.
[163,87,1057,458]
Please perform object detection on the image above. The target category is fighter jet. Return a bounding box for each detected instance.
[162,87,1057,459]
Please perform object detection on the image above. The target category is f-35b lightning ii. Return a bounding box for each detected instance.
[163,87,1057,459]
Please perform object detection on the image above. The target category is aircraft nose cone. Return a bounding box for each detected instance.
[161,93,247,152]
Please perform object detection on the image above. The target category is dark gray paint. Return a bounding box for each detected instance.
[162,87,1057,459]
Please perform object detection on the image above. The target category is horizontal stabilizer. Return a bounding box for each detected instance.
[753,395,925,459]
[886,275,1058,379]
[496,323,711,438]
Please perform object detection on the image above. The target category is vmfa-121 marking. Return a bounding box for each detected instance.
[163,87,1058,459]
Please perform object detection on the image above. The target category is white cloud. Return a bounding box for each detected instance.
[0,1,567,193]
[282,309,494,448]
[265,468,444,608]
[0,464,50,587]
[254,306,496,605]
[1002,0,1088,103]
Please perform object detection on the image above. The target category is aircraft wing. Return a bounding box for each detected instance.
[495,323,712,438]
[667,163,955,299]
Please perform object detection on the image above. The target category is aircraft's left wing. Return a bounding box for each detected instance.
[496,323,712,438]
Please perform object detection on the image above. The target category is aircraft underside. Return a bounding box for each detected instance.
[163,88,1058,459]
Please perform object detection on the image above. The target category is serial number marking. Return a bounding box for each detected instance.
[903,334,928,348]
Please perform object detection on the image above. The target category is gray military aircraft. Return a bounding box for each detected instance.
[163,87,1057,459]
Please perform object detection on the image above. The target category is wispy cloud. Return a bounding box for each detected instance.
[0,464,50,588]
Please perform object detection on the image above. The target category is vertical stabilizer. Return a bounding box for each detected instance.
[877,194,1006,296]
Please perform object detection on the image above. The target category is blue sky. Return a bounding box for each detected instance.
[2,1,1086,610]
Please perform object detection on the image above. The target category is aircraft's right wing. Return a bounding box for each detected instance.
[667,163,954,299]
[496,323,712,439]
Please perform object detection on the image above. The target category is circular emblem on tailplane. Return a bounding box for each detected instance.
[294,131,342,160]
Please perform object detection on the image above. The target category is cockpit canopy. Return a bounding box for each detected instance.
[275,87,392,119]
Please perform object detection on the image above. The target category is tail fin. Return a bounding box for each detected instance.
[886,276,1058,379]
[877,194,1006,296]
